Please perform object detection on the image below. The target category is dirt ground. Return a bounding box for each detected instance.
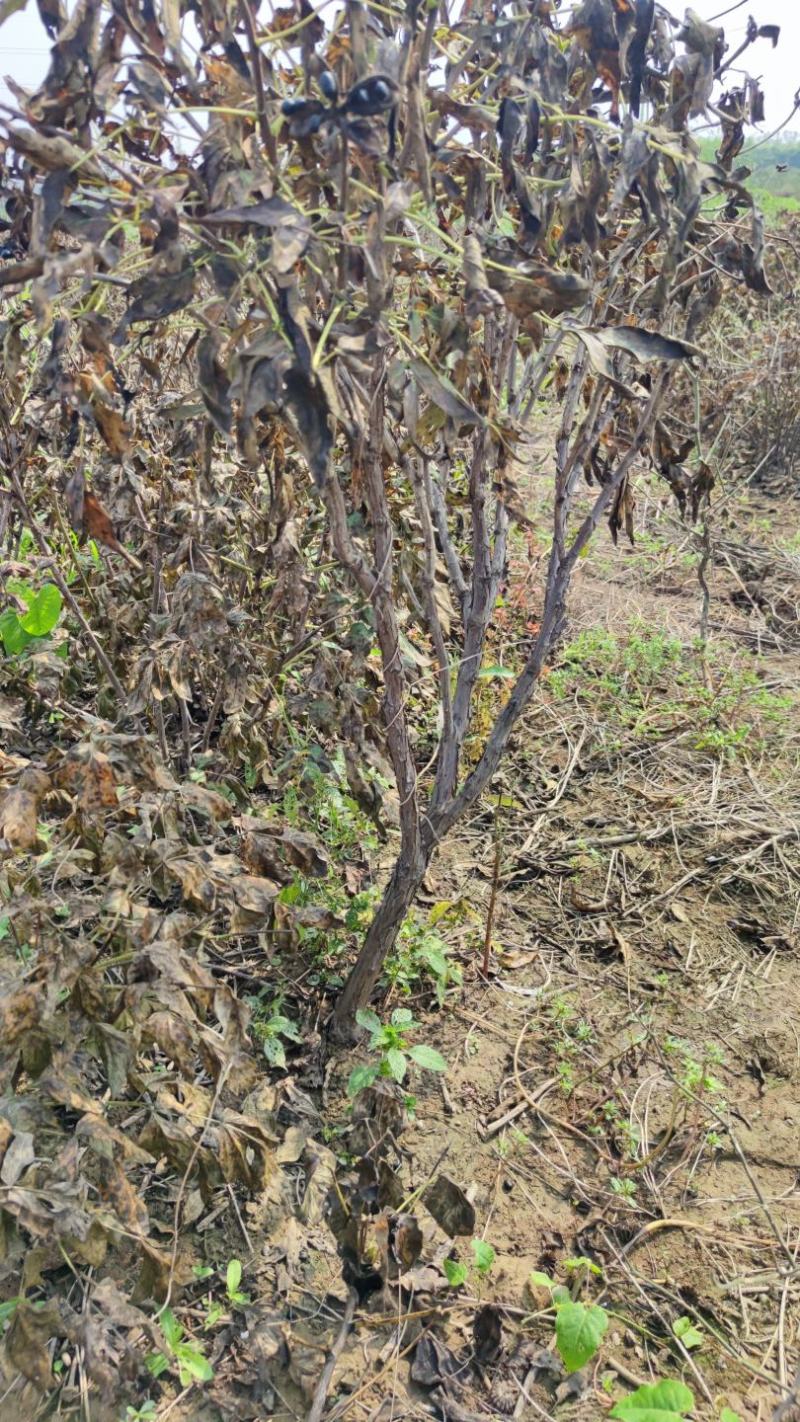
[229,488,800,1422]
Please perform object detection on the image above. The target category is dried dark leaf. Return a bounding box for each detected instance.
[115,266,195,341]
[757,24,779,47]
[422,1174,476,1236]
[411,1333,464,1387]
[593,325,702,364]
[5,1299,68,1392]
[473,1303,503,1360]
[408,359,484,428]
[197,332,232,437]
[83,492,142,569]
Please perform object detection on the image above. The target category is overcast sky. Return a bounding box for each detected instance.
[1,0,797,142]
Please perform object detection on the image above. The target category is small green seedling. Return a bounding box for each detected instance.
[529,1269,608,1373]
[254,1009,303,1068]
[443,1259,469,1288]
[146,1307,213,1388]
[226,1258,250,1306]
[125,1404,156,1421]
[672,1315,703,1350]
[347,1008,447,1096]
[564,1256,603,1282]
[471,1239,496,1276]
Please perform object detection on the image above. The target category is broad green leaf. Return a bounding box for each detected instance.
[268,1014,303,1041]
[355,1007,381,1033]
[610,1379,695,1422]
[0,609,31,654]
[385,1047,407,1082]
[226,1259,242,1296]
[420,944,447,974]
[20,584,62,637]
[263,1035,287,1068]
[555,1301,609,1373]
[720,1410,740,1422]
[471,1239,495,1274]
[347,1063,379,1097]
[407,1043,447,1072]
[391,1007,414,1027]
[443,1259,468,1288]
[672,1315,703,1349]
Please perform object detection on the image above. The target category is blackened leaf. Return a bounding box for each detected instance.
[343,118,387,156]
[608,474,635,546]
[411,1334,463,1387]
[422,1174,476,1236]
[409,359,484,428]
[36,0,65,40]
[594,325,702,364]
[344,74,397,116]
[463,235,503,321]
[40,317,69,396]
[473,1304,503,1361]
[31,169,70,254]
[757,24,780,46]
[525,96,540,162]
[488,260,591,318]
[115,266,195,341]
[626,0,654,117]
[567,0,618,62]
[572,328,638,397]
[284,368,333,488]
[497,96,521,165]
[741,209,772,294]
[209,255,240,297]
[197,333,232,437]
[202,197,309,235]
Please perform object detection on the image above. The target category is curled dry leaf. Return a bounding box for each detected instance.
[0,767,50,851]
[422,1174,476,1236]
[84,492,143,570]
[55,743,118,812]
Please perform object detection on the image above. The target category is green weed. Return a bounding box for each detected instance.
[347,1007,447,1096]
[546,623,792,760]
